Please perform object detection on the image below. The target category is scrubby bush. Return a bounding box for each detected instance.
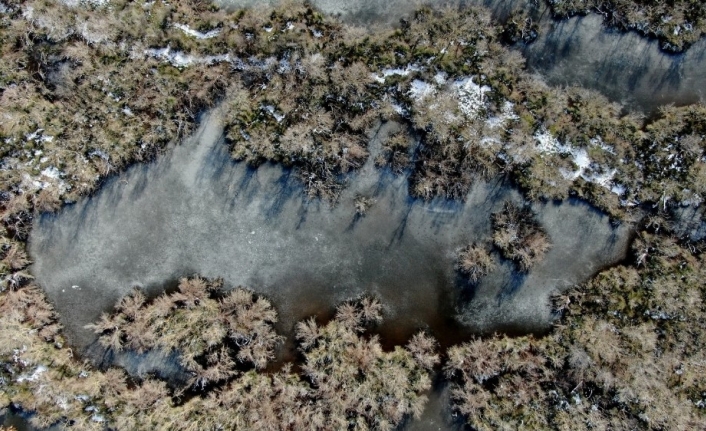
[491,202,551,271]
[88,277,283,386]
[456,243,496,282]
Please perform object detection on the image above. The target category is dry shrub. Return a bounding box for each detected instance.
[491,202,551,271]
[88,277,283,387]
[456,243,495,283]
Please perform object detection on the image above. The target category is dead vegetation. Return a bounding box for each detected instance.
[87,277,283,387]
[0,1,705,430]
[547,0,706,52]
[2,276,437,430]
[446,217,706,430]
[456,243,496,283]
[491,202,551,271]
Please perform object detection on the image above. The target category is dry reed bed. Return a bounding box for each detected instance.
[0,1,705,429]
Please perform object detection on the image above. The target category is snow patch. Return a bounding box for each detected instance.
[264,105,284,123]
[611,184,626,196]
[454,77,491,118]
[60,0,110,7]
[174,23,221,39]
[371,65,422,83]
[485,101,518,129]
[144,47,231,68]
[41,166,62,180]
[408,80,435,100]
[16,365,47,383]
[534,129,621,194]
[433,72,447,85]
[590,136,615,154]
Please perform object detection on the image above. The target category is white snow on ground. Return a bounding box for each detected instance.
[144,47,231,67]
[16,365,47,383]
[18,166,68,193]
[454,76,491,117]
[611,184,627,196]
[485,101,518,129]
[371,65,422,83]
[264,105,284,123]
[60,0,109,7]
[0,2,9,14]
[590,136,615,154]
[408,79,435,100]
[534,129,622,194]
[174,23,221,39]
[41,166,62,180]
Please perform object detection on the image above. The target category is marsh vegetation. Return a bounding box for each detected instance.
[547,0,706,52]
[0,0,705,430]
[4,277,439,430]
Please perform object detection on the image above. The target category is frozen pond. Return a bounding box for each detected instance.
[30,110,631,352]
[28,108,632,431]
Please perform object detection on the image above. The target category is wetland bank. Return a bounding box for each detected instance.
[2,0,706,430]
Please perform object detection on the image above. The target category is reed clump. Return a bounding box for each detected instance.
[548,0,706,52]
[3,276,438,430]
[88,277,283,387]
